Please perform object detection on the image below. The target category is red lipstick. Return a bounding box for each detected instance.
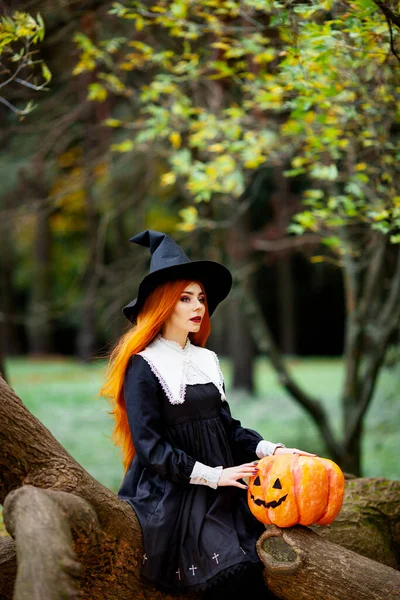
[190,317,201,322]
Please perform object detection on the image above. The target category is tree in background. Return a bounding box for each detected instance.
[0,10,50,375]
[74,0,400,475]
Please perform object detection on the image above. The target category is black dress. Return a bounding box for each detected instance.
[118,354,266,593]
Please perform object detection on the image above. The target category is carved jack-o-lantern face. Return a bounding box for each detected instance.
[248,455,345,528]
[250,475,288,509]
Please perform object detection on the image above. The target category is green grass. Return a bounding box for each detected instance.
[3,355,400,498]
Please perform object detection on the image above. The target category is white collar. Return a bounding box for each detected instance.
[137,334,226,405]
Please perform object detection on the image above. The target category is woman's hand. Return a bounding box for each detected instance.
[218,462,259,490]
[273,447,317,457]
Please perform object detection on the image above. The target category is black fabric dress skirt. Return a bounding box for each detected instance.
[118,354,268,593]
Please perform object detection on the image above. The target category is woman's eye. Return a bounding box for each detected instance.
[181,296,205,303]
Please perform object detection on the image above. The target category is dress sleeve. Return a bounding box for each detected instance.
[220,397,263,463]
[220,384,286,463]
[123,354,196,483]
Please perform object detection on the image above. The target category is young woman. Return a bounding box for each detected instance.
[101,230,316,598]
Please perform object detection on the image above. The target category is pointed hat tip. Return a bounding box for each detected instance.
[129,230,151,246]
[128,230,169,254]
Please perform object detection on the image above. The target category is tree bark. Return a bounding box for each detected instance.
[0,375,197,600]
[0,537,16,600]
[257,525,400,600]
[310,477,400,569]
[3,486,89,600]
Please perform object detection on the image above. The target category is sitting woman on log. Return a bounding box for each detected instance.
[101,230,316,599]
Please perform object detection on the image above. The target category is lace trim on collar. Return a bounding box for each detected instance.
[157,334,191,354]
[138,335,226,405]
[143,356,187,405]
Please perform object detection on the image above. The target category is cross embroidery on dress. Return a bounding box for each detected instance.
[212,552,219,564]
[189,565,198,576]
[142,553,148,564]
[176,568,181,580]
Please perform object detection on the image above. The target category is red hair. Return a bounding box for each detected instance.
[100,279,211,473]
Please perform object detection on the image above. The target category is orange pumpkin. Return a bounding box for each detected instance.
[247,454,345,527]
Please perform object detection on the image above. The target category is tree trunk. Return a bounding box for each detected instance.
[257,525,400,600]
[27,203,53,355]
[227,208,256,392]
[228,294,255,392]
[24,163,53,356]
[0,374,197,600]
[339,234,400,476]
[75,184,99,362]
[0,194,20,357]
[75,11,110,362]
[271,168,296,355]
[276,257,296,355]
[340,419,362,476]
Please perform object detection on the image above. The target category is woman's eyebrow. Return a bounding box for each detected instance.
[182,290,205,295]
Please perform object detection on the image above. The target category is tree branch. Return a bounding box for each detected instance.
[343,346,386,449]
[256,525,400,600]
[3,486,92,600]
[373,0,400,28]
[374,0,400,62]
[251,233,321,253]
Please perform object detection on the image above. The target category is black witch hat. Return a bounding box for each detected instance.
[122,230,232,324]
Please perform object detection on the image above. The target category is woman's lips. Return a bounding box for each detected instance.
[190,317,201,322]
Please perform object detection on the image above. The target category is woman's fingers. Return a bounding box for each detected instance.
[234,481,248,490]
[226,479,248,489]
[236,470,257,478]
[218,463,260,487]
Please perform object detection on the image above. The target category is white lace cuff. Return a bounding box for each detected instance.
[256,440,286,458]
[189,461,223,490]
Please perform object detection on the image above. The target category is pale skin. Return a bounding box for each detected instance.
[161,282,317,490]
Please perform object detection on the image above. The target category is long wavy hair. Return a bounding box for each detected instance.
[100,279,211,473]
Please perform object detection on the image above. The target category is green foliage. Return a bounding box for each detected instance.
[73,0,399,240]
[0,11,51,115]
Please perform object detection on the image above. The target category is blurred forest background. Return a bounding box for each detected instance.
[0,0,399,498]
